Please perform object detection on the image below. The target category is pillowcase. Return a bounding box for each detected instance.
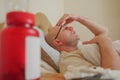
[113,40,120,54]
[34,27,60,66]
[35,12,60,65]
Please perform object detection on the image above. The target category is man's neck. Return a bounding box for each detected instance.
[61,45,78,52]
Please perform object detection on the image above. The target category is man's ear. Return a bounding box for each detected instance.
[53,39,63,47]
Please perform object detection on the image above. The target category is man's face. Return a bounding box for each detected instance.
[50,25,80,45]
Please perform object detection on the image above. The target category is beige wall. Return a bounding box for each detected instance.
[0,0,120,40]
[29,0,64,25]
[0,0,6,22]
[0,0,64,26]
[64,0,120,41]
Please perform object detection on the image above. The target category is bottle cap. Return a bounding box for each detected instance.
[7,11,35,27]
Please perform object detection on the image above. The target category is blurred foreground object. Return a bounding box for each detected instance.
[0,0,41,80]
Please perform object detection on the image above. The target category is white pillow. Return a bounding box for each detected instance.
[34,27,60,66]
[113,40,120,55]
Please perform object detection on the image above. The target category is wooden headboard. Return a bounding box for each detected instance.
[0,22,4,30]
[35,12,53,35]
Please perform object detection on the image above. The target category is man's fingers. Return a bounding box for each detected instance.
[56,14,69,26]
[82,40,93,45]
[56,14,76,26]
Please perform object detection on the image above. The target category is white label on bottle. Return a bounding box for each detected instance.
[25,36,40,80]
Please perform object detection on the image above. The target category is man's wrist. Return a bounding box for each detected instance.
[97,35,112,45]
[76,17,84,23]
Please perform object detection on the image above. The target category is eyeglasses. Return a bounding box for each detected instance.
[54,25,64,39]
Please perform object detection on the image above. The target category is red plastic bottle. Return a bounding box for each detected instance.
[0,11,40,80]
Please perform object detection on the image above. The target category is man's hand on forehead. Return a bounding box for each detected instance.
[56,14,78,27]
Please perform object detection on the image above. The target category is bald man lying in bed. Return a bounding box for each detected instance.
[43,14,120,79]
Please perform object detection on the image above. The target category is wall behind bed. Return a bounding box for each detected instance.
[29,0,64,25]
[64,0,120,41]
[1,0,119,40]
[0,0,64,26]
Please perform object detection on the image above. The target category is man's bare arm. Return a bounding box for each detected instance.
[76,17,108,36]
[98,35,120,70]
